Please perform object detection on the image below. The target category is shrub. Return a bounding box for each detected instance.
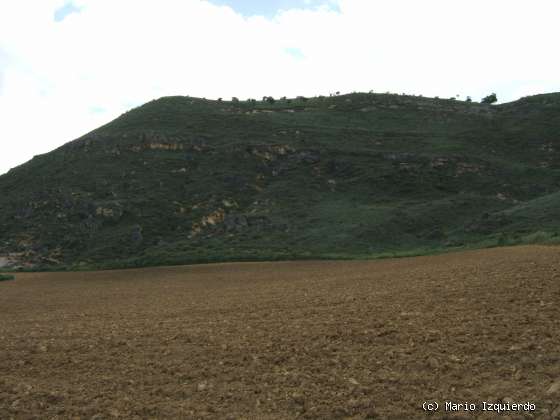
[0,274,15,282]
[481,93,497,104]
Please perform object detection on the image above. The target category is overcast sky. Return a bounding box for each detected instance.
[1,0,559,175]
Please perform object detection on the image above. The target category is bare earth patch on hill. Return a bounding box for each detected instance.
[1,246,559,419]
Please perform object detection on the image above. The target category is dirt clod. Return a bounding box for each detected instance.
[546,379,560,395]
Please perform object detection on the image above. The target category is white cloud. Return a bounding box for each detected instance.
[1,0,559,174]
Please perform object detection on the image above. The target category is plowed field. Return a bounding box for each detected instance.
[1,246,560,419]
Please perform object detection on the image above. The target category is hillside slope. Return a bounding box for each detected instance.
[1,92,560,269]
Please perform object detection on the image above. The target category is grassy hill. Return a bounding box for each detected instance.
[2,92,560,270]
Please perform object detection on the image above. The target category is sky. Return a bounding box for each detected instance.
[1,0,559,175]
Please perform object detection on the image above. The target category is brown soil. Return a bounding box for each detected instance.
[1,246,560,419]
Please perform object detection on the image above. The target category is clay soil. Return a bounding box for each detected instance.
[1,245,560,419]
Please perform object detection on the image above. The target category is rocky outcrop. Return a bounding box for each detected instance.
[191,209,226,236]
[247,144,296,161]
[146,142,185,151]
[0,255,12,268]
[95,202,124,221]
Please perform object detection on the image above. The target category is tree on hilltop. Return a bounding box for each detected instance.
[481,93,498,104]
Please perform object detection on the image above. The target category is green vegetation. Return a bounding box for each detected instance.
[0,274,15,281]
[1,91,560,270]
[481,92,498,104]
